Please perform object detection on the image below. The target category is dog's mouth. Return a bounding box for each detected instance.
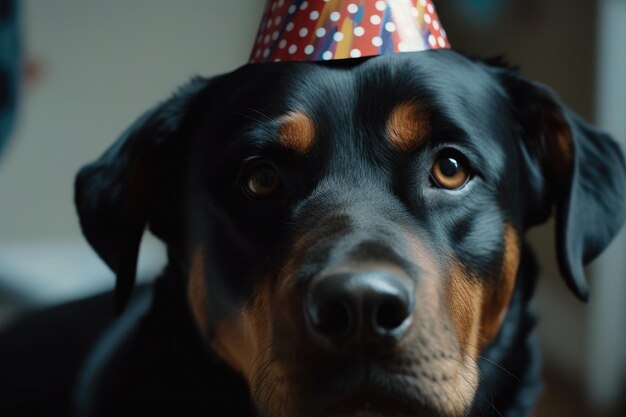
[306,366,443,417]
[325,389,428,417]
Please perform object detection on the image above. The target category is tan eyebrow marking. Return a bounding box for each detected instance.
[386,102,430,152]
[277,111,315,155]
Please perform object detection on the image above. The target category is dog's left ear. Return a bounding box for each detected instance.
[492,63,626,300]
[75,77,212,314]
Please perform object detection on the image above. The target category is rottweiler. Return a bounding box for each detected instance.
[19,50,626,417]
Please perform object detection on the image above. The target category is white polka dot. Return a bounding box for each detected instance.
[333,31,344,42]
[372,36,383,47]
[264,34,271,44]
[330,11,341,21]
[271,2,277,11]
[278,0,285,6]
[370,15,381,25]
[272,31,279,41]
[398,41,408,51]
[409,7,418,17]
[263,48,270,58]
[286,22,294,31]
[424,14,432,24]
[304,45,315,55]
[354,26,365,37]
[310,10,320,20]
[419,0,427,6]
[385,22,396,32]
[438,36,446,47]
[375,1,386,11]
[266,19,272,28]
[288,5,296,13]
[255,49,261,58]
[274,58,281,62]
[347,3,358,14]
[316,27,326,37]
[427,3,434,13]
[299,27,309,37]
[441,28,447,38]
[274,16,282,26]
[322,51,333,60]
[288,44,298,54]
[300,1,308,10]
[279,39,287,49]
[428,34,436,47]
[433,19,440,31]
[350,48,361,58]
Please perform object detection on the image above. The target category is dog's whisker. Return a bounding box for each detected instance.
[487,398,504,417]
[248,342,274,385]
[459,341,521,384]
[241,105,274,123]
[476,355,520,384]
[228,110,268,125]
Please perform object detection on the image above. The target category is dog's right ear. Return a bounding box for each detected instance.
[75,77,212,314]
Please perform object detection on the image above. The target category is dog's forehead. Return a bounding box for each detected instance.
[205,50,511,180]
[222,51,511,141]
[231,50,504,113]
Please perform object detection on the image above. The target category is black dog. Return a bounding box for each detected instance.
[11,49,626,417]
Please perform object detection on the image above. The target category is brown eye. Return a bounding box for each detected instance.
[431,152,470,190]
[242,162,282,197]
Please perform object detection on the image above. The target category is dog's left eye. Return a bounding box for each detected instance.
[430,150,471,190]
[241,161,283,198]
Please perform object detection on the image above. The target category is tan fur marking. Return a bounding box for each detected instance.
[277,111,315,155]
[446,263,483,358]
[404,230,480,415]
[479,224,520,347]
[209,231,310,384]
[211,277,272,378]
[387,102,430,152]
[188,247,209,337]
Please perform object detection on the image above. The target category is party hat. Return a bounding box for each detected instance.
[249,0,450,63]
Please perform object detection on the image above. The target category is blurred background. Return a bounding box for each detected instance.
[0,1,624,416]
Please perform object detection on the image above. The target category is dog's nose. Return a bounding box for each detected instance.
[305,270,414,350]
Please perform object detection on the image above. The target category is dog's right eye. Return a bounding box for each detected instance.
[241,161,283,198]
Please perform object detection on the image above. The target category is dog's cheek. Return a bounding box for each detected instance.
[405,233,481,416]
[187,246,268,378]
[188,246,209,337]
[444,262,484,358]
[209,280,272,380]
[479,224,520,347]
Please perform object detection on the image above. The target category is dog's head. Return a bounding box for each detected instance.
[75,50,626,417]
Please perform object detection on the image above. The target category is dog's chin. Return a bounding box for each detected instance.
[322,390,437,417]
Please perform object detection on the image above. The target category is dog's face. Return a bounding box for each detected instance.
[75,50,626,417]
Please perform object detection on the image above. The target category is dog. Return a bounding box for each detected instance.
[68,49,625,416]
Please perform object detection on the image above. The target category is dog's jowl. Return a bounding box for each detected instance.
[74,50,626,417]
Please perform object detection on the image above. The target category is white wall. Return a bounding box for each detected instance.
[0,0,265,240]
[0,0,265,305]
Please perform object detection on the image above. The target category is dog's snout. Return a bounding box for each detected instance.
[305,269,414,351]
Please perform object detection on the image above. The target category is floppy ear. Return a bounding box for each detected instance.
[75,77,211,313]
[497,67,626,300]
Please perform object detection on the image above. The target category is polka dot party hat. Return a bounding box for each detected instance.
[250,0,450,63]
